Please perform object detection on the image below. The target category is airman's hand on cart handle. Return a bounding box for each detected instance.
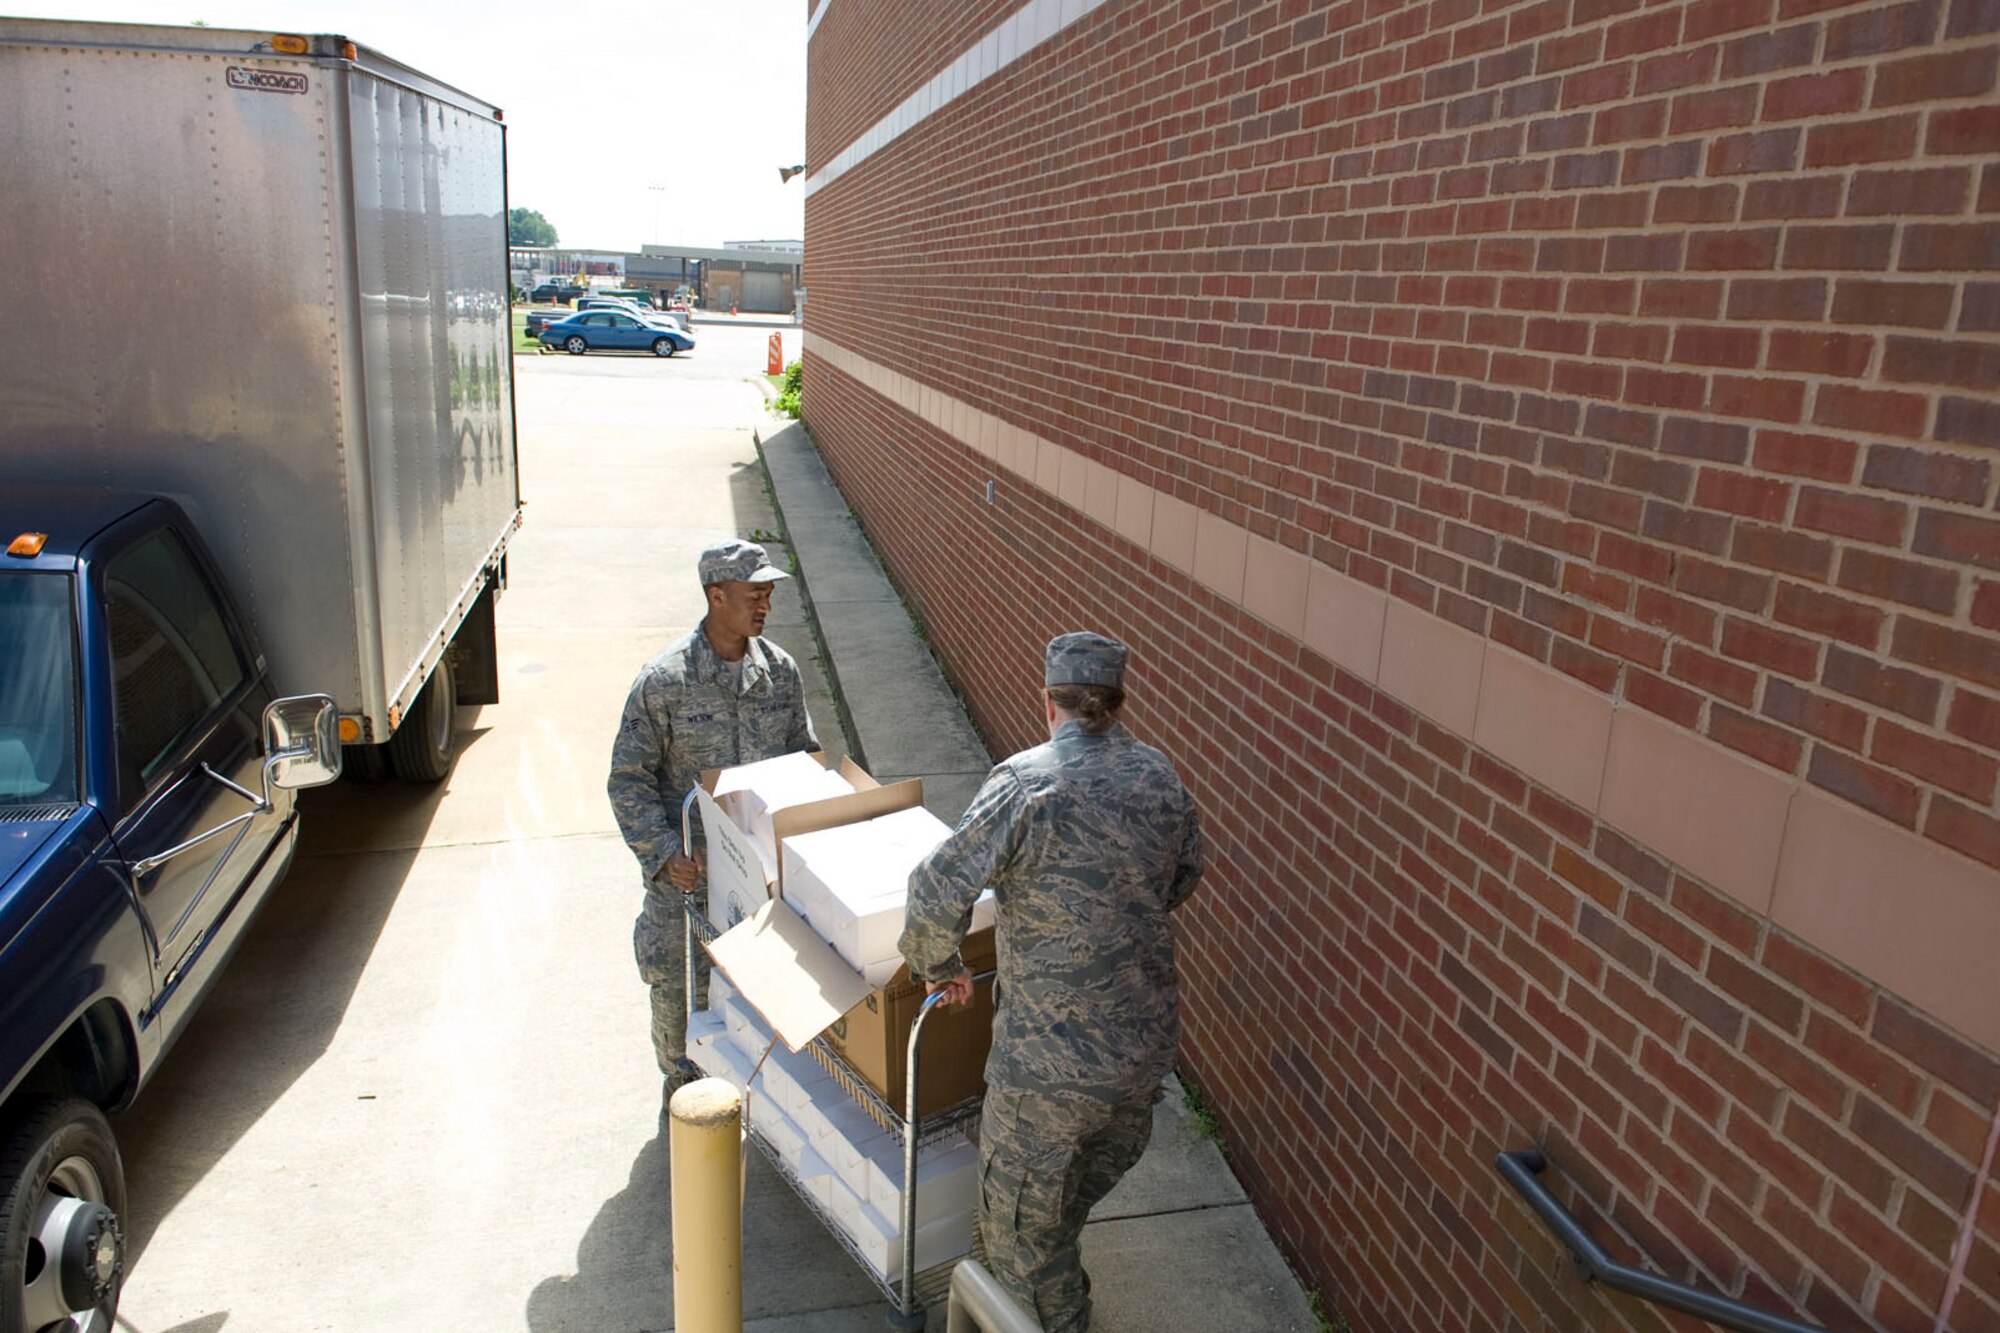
[924,967,975,1008]
[665,852,705,893]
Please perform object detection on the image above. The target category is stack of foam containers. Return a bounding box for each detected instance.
[714,752,854,883]
[780,806,998,985]
[684,975,978,1282]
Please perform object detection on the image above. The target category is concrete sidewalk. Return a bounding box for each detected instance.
[756,417,1322,1332]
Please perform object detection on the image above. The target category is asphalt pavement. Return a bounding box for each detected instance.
[105,323,1315,1331]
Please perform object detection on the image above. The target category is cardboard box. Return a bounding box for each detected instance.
[759,1040,835,1121]
[823,1171,974,1276]
[797,1143,839,1210]
[695,754,921,931]
[811,1093,893,1179]
[701,756,996,1119]
[688,1027,752,1087]
[752,1094,808,1164]
[819,927,997,1118]
[780,1049,836,1121]
[863,1133,979,1229]
[840,1197,977,1282]
[782,806,997,985]
[687,1008,728,1063]
[827,1175,874,1248]
[722,991,772,1057]
[715,751,856,883]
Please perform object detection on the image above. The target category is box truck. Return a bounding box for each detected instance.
[0,21,520,1326]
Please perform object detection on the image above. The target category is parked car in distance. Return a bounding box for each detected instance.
[528,282,585,304]
[575,296,656,319]
[575,297,691,333]
[539,310,695,356]
[532,298,672,338]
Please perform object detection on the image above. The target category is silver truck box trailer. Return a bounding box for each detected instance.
[0,19,520,779]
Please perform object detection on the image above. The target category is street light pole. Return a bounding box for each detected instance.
[647,183,667,246]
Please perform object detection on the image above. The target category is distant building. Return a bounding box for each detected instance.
[635,243,803,314]
[509,246,625,292]
[508,242,803,315]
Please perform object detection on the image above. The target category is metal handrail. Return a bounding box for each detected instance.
[1497,1150,1835,1333]
[945,1257,1041,1333]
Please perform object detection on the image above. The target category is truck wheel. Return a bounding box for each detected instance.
[0,1099,125,1333]
[340,742,393,783]
[388,653,456,784]
[564,336,587,355]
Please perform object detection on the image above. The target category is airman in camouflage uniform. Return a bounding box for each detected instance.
[608,540,818,1110]
[900,632,1204,1333]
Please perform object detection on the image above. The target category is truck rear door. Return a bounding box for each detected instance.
[92,525,270,990]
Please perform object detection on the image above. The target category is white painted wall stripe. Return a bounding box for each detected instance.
[801,328,2000,1055]
[804,0,1112,196]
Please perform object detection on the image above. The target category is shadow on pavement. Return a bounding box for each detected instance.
[525,1132,672,1333]
[112,725,489,1265]
[526,1130,890,1332]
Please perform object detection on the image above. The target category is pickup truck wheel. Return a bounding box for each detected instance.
[388,653,456,784]
[0,1099,124,1333]
[564,335,587,355]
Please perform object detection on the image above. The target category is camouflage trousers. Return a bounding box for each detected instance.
[634,887,708,1077]
[977,1081,1162,1333]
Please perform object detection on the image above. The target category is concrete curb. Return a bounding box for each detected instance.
[756,419,996,824]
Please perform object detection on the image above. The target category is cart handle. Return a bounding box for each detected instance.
[899,971,996,1319]
[680,789,702,1032]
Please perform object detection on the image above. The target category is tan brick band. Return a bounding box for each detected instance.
[805,328,2000,1055]
[805,0,1113,196]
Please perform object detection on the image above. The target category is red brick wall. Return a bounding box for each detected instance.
[803,0,2000,1328]
[805,0,1018,167]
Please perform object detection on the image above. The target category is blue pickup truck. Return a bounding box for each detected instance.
[0,491,341,1329]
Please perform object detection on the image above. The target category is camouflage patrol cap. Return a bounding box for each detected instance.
[1045,631,1127,689]
[698,539,789,587]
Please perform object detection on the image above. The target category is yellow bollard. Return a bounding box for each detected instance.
[670,1078,744,1333]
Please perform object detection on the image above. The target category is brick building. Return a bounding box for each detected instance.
[800,0,2000,1329]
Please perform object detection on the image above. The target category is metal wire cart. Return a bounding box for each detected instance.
[679,790,992,1327]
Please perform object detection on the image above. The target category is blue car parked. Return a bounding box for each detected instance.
[539,309,695,357]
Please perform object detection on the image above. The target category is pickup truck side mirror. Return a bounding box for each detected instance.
[130,695,345,877]
[264,695,342,791]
